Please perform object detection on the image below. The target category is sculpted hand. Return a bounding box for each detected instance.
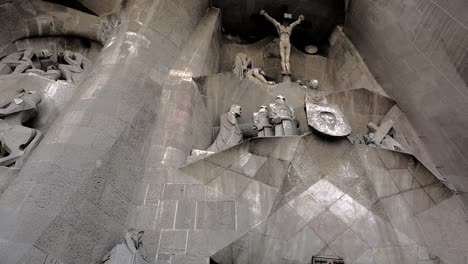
[299,15,305,21]
[260,10,265,15]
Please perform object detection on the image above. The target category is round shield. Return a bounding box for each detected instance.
[306,102,352,137]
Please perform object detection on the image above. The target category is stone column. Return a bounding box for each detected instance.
[128,8,221,263]
[0,0,210,263]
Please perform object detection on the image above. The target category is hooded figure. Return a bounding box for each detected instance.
[206,104,243,152]
[232,53,253,79]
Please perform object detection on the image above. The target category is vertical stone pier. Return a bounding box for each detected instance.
[0,0,211,263]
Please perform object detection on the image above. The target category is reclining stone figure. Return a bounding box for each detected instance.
[246,68,275,85]
[58,50,90,83]
[0,89,42,167]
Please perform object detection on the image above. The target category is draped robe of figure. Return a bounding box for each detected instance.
[206,111,242,152]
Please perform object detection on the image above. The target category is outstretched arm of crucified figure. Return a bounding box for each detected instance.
[290,15,305,30]
[260,10,281,29]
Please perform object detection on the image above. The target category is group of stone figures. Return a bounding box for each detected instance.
[0,48,90,83]
[253,95,298,137]
[208,94,298,152]
[0,89,42,167]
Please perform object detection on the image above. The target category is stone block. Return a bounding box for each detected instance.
[380,194,426,243]
[186,230,237,257]
[329,194,369,226]
[283,226,325,263]
[127,205,159,230]
[307,179,345,207]
[288,191,325,222]
[366,168,400,198]
[206,170,250,200]
[254,158,289,189]
[159,200,177,230]
[171,255,209,264]
[401,188,435,215]
[236,181,278,231]
[423,183,453,204]
[183,184,206,200]
[260,204,307,241]
[309,210,348,244]
[350,211,413,248]
[180,160,225,184]
[389,169,421,192]
[246,232,285,264]
[162,184,185,200]
[159,230,187,255]
[195,201,235,230]
[329,229,369,263]
[175,200,196,229]
[229,153,268,178]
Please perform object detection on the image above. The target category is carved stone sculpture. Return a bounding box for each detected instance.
[26,65,63,81]
[206,105,243,152]
[58,50,90,83]
[367,120,406,151]
[232,53,253,79]
[253,105,274,137]
[260,10,304,75]
[102,229,147,264]
[347,119,408,152]
[305,80,351,136]
[0,89,42,167]
[269,95,297,136]
[0,48,91,84]
[0,48,35,75]
[246,68,275,85]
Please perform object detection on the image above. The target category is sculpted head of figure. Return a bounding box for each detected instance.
[125,228,144,250]
[38,49,51,58]
[310,79,320,90]
[259,105,268,112]
[275,95,286,104]
[320,111,337,129]
[230,104,242,118]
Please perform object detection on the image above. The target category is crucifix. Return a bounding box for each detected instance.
[260,10,305,76]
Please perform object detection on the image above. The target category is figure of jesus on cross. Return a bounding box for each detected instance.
[260,10,305,75]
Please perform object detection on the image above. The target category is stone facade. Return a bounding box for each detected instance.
[0,0,466,264]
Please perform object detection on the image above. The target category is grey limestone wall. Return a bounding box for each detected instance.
[327,27,389,96]
[344,0,468,192]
